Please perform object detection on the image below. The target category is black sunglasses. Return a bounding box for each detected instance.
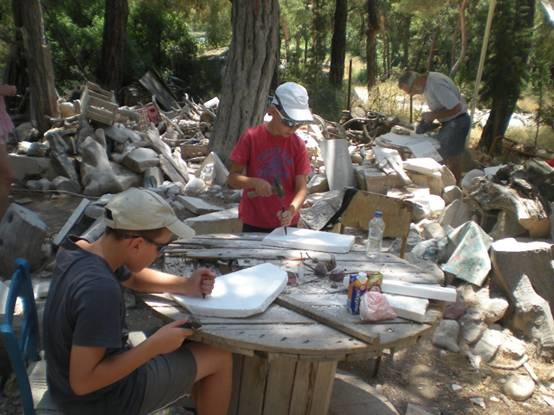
[122,233,172,254]
[268,95,304,128]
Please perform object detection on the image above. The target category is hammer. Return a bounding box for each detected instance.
[272,177,288,235]
[246,178,287,234]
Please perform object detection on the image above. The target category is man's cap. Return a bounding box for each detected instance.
[272,82,314,123]
[104,188,195,240]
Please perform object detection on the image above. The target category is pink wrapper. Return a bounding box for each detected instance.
[359,290,397,321]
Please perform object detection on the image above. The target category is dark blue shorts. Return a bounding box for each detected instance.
[437,113,470,157]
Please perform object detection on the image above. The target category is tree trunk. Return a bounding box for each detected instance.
[97,0,128,93]
[450,0,467,77]
[294,31,302,68]
[4,2,27,105]
[382,31,390,79]
[426,26,439,72]
[16,0,58,133]
[366,0,380,89]
[311,0,327,76]
[480,95,513,154]
[478,0,535,154]
[401,14,411,68]
[211,0,280,165]
[329,0,348,86]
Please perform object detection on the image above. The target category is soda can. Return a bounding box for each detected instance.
[346,272,368,314]
[367,271,383,290]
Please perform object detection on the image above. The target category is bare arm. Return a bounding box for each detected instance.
[69,320,192,395]
[227,161,272,197]
[122,267,215,297]
[279,175,308,226]
[423,103,462,123]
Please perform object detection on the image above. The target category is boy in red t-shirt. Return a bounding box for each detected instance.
[228,82,313,232]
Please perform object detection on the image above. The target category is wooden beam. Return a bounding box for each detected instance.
[276,294,380,347]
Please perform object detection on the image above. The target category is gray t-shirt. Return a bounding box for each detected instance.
[424,72,467,122]
[43,238,146,415]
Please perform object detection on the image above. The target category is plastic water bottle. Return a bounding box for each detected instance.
[366,211,385,255]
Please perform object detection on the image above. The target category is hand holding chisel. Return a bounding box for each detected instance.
[273,177,289,235]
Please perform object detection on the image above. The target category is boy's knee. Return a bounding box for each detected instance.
[188,342,232,370]
[211,346,232,368]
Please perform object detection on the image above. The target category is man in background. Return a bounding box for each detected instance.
[398,71,470,183]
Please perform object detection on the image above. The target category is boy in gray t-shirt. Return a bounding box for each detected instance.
[398,71,470,183]
[43,188,232,415]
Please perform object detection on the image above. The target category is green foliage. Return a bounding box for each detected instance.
[480,0,534,106]
[394,0,447,16]
[280,63,345,121]
[127,1,197,83]
[345,1,366,57]
[0,0,548,119]
[205,1,232,48]
[40,0,198,91]
[0,1,13,77]
[43,0,104,88]
[528,11,554,130]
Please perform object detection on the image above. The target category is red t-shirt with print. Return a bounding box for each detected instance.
[229,124,311,229]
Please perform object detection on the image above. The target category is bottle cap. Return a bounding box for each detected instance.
[374,210,383,218]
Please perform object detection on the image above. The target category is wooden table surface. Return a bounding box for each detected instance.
[142,233,444,415]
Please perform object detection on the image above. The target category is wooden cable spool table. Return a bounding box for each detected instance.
[142,233,444,415]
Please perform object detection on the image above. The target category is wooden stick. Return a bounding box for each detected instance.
[275,294,380,347]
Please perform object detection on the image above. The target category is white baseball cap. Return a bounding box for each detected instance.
[272,82,314,123]
[104,188,195,240]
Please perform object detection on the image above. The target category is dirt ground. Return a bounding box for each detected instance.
[2,190,553,415]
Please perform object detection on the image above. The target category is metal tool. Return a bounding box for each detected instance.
[178,315,202,329]
[273,177,287,235]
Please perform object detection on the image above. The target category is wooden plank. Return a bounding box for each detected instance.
[288,360,312,414]
[237,355,268,415]
[307,361,337,415]
[228,354,244,415]
[164,247,404,269]
[276,294,380,347]
[282,290,442,325]
[262,357,297,415]
[193,324,368,357]
[365,321,434,349]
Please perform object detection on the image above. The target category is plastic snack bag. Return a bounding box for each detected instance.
[359,287,397,321]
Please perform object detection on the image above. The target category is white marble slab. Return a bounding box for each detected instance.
[262,227,355,254]
[172,263,287,318]
[381,279,457,302]
[382,293,429,323]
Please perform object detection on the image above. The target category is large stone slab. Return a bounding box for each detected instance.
[8,155,57,183]
[175,195,224,215]
[300,190,344,230]
[0,204,47,277]
[122,147,160,173]
[184,207,241,235]
[353,165,404,194]
[262,227,355,254]
[320,139,355,190]
[506,273,554,357]
[197,152,228,186]
[172,263,287,318]
[79,136,142,196]
[442,221,493,286]
[491,238,554,313]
